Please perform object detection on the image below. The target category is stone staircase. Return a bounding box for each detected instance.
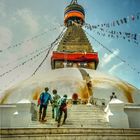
[66,105,110,128]
[29,104,110,128]
[1,104,140,140]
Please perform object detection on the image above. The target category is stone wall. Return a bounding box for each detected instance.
[124,104,140,128]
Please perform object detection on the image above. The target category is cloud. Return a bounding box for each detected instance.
[44,15,61,28]
[0,27,19,71]
[0,2,6,17]
[11,16,20,24]
[0,26,13,50]
[17,9,39,34]
[101,49,120,67]
[109,62,124,74]
[43,14,65,44]
[21,40,38,55]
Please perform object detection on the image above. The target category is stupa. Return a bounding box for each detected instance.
[0,0,139,104]
[1,1,140,139]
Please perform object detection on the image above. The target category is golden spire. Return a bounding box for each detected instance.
[70,0,78,4]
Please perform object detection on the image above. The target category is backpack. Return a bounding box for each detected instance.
[38,92,44,105]
[53,94,60,107]
[59,97,67,111]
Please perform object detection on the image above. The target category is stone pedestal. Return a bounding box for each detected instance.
[105,99,129,128]
[12,99,32,127]
[0,105,16,128]
[31,100,38,121]
[124,104,140,128]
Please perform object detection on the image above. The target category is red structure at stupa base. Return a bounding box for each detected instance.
[51,0,99,70]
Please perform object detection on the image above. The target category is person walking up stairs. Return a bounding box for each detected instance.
[37,87,52,122]
[57,94,68,127]
[52,89,61,121]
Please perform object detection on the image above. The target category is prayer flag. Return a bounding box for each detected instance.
[131,15,135,20]
[116,20,120,25]
[137,13,140,20]
[113,21,115,26]
[120,19,124,24]
[123,18,127,23]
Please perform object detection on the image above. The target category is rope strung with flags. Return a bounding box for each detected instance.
[0,45,47,70]
[0,27,66,78]
[85,12,140,29]
[84,12,140,45]
[85,26,140,45]
[0,25,63,53]
[31,26,66,76]
[0,47,48,78]
[85,30,140,76]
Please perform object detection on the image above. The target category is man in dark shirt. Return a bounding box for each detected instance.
[38,87,52,122]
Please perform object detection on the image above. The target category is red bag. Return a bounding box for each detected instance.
[60,104,67,112]
[38,98,41,105]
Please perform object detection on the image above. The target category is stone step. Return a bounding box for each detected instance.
[68,111,105,114]
[47,110,105,113]
[69,111,105,113]
[44,118,107,123]
[29,125,111,129]
[68,115,106,118]
[66,119,108,122]
[69,106,104,109]
[68,116,106,118]
[68,112,106,114]
[47,112,105,115]
[46,106,105,112]
[1,128,140,140]
[67,118,107,121]
[69,114,106,117]
[38,113,107,118]
[40,117,107,121]
[68,116,106,119]
[45,117,107,122]
[29,122,110,128]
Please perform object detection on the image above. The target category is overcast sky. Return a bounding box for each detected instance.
[0,0,140,92]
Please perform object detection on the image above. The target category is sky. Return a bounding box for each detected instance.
[0,0,140,93]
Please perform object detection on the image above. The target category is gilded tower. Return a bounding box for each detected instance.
[51,0,99,69]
